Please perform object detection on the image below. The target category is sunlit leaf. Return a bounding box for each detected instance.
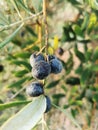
[73,25,84,37]
[91,65,98,71]
[88,0,98,10]
[53,36,59,50]
[48,46,54,55]
[1,95,46,130]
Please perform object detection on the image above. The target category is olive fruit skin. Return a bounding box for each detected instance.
[57,47,64,56]
[30,53,45,67]
[50,59,63,74]
[26,82,44,97]
[48,55,56,61]
[32,61,51,80]
[48,55,63,74]
[45,96,51,113]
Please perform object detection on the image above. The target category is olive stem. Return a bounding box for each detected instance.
[36,45,46,55]
[43,0,48,55]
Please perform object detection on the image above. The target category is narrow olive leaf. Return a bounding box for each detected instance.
[13,70,29,77]
[14,52,31,59]
[80,68,91,85]
[26,26,37,37]
[1,95,46,130]
[52,94,65,99]
[73,25,84,37]
[74,45,85,62]
[93,47,98,62]
[32,0,43,13]
[16,0,31,14]
[0,100,31,111]
[52,103,82,130]
[46,80,60,89]
[11,60,32,71]
[8,77,28,88]
[0,24,23,49]
[81,12,89,31]
[85,48,93,61]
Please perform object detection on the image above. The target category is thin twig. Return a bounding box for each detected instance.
[9,86,27,100]
[43,0,48,54]
[37,45,46,55]
[0,11,43,30]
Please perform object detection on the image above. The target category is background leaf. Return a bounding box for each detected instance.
[0,100,31,111]
[0,24,23,49]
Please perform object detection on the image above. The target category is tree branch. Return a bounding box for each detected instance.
[0,11,43,31]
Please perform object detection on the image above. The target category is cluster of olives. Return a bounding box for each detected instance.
[26,53,63,113]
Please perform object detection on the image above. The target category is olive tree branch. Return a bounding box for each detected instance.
[43,0,49,55]
[0,11,43,31]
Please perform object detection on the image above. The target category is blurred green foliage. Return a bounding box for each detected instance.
[0,0,98,129]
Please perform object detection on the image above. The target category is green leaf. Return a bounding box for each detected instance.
[52,94,65,99]
[91,65,98,71]
[88,0,98,10]
[80,68,92,85]
[73,25,84,37]
[66,77,80,85]
[1,95,46,130]
[16,0,31,14]
[85,48,93,61]
[11,60,32,71]
[75,64,83,75]
[0,100,31,111]
[68,0,82,5]
[93,47,98,61]
[0,24,23,49]
[74,45,85,62]
[46,80,60,89]
[26,26,37,37]
[93,92,98,102]
[61,25,76,42]
[8,77,28,88]
[32,0,43,13]
[81,12,89,31]
[13,70,29,77]
[12,39,22,46]
[14,52,31,59]
[0,10,9,25]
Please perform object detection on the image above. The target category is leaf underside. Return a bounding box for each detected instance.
[1,95,46,130]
